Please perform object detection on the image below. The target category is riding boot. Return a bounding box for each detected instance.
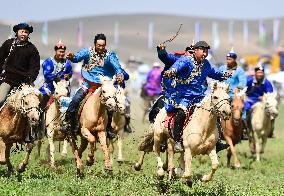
[62,88,86,133]
[106,111,116,139]
[148,95,165,123]
[173,109,186,152]
[216,118,229,153]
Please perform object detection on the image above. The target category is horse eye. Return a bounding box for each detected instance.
[25,101,28,105]
[102,90,106,93]
[213,96,218,99]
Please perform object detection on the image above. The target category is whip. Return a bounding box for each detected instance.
[161,23,183,45]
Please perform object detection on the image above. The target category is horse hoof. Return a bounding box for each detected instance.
[61,153,67,158]
[17,163,25,173]
[76,168,84,178]
[105,166,113,172]
[134,163,141,171]
[117,159,124,164]
[157,168,164,179]
[235,163,241,169]
[86,159,94,166]
[7,169,14,176]
[186,179,193,187]
[175,168,184,177]
[201,175,211,182]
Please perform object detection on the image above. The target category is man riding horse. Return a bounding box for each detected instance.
[63,33,129,138]
[245,65,275,137]
[163,41,231,152]
[0,23,40,108]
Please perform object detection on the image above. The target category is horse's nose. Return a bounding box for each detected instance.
[222,110,231,117]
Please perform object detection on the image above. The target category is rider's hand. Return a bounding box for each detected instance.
[259,96,263,101]
[66,53,74,60]
[223,72,232,79]
[64,74,70,81]
[164,69,176,78]
[116,73,124,84]
[157,44,166,51]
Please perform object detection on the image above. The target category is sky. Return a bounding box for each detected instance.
[0,0,284,22]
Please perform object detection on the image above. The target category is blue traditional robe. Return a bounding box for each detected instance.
[39,57,73,95]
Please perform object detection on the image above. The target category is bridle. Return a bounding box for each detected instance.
[20,91,41,117]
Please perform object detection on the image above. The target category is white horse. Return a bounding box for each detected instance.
[153,82,231,183]
[249,93,278,162]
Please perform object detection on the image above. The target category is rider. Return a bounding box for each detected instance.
[164,41,231,152]
[39,40,73,112]
[63,33,129,138]
[0,23,40,107]
[244,65,274,136]
[148,43,195,123]
[143,62,163,98]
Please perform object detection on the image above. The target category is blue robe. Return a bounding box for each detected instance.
[219,65,247,99]
[39,57,73,95]
[165,56,225,111]
[244,76,273,111]
[72,48,128,88]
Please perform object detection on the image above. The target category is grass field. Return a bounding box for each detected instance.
[0,97,283,196]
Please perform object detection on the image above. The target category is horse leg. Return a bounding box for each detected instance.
[154,134,164,178]
[97,131,112,171]
[224,135,240,168]
[254,132,261,161]
[5,143,13,174]
[167,139,175,180]
[67,135,84,175]
[108,138,114,166]
[87,142,95,166]
[0,139,7,164]
[226,148,232,168]
[61,139,68,158]
[202,148,219,182]
[260,135,267,154]
[182,147,193,185]
[134,151,146,171]
[175,152,185,177]
[47,136,56,168]
[78,136,88,158]
[35,140,42,159]
[117,130,124,163]
[17,143,34,173]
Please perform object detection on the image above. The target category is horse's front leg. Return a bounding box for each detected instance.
[61,139,68,158]
[97,131,112,171]
[182,146,193,186]
[108,138,114,166]
[5,143,13,174]
[224,135,240,168]
[117,129,124,163]
[47,134,56,168]
[78,136,88,158]
[175,152,185,177]
[35,140,42,159]
[17,143,34,173]
[67,135,84,176]
[167,139,175,180]
[154,133,164,178]
[87,141,95,166]
[202,148,219,182]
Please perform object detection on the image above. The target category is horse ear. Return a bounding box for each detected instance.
[53,81,57,88]
[112,75,116,83]
[233,87,238,95]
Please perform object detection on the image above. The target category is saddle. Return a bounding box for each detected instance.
[164,106,195,138]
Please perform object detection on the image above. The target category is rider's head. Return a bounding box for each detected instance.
[193,41,210,62]
[255,66,265,82]
[94,33,106,55]
[13,23,33,43]
[54,40,66,60]
[226,48,237,68]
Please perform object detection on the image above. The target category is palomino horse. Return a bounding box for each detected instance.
[153,82,231,183]
[221,88,246,168]
[0,84,41,173]
[77,76,117,171]
[38,80,83,173]
[249,93,278,162]
[108,86,126,164]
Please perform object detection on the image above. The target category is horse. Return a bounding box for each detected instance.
[77,76,117,171]
[37,80,83,173]
[249,93,278,162]
[221,88,246,168]
[153,82,231,183]
[108,86,126,164]
[0,84,41,174]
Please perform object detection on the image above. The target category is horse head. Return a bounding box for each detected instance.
[115,86,126,114]
[232,87,246,126]
[210,82,231,120]
[19,85,42,127]
[263,92,278,120]
[99,75,117,111]
[53,80,69,102]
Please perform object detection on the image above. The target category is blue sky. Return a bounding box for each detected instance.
[1,0,284,22]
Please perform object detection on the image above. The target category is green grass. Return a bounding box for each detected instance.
[0,97,283,195]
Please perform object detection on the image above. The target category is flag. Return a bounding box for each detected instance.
[148,22,154,49]
[212,22,220,50]
[41,21,48,46]
[77,21,83,48]
[273,19,280,46]
[243,21,248,46]
[228,21,234,46]
[195,22,200,42]
[258,20,266,47]
[114,22,119,49]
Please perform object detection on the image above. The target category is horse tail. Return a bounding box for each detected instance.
[138,126,154,152]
